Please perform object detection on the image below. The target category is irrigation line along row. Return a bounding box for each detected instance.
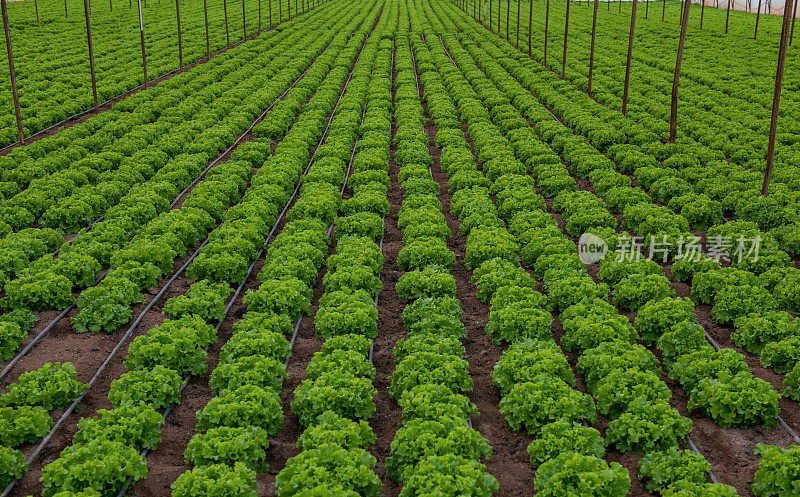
[0,1,324,156]
[0,42,333,383]
[702,325,800,445]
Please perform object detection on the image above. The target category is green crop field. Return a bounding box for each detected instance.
[0,0,799,495]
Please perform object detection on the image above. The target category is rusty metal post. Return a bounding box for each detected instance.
[528,0,533,55]
[646,0,649,19]
[224,0,230,46]
[622,0,637,114]
[561,0,570,78]
[755,0,762,39]
[83,0,98,108]
[269,0,272,26]
[138,0,147,86]
[619,0,621,14]
[1,0,23,143]
[725,0,731,32]
[662,0,665,20]
[109,0,112,12]
[203,0,210,58]
[288,0,291,19]
[588,0,598,95]
[258,0,261,31]
[669,0,691,143]
[506,0,510,40]
[34,0,39,23]
[175,0,182,70]
[791,0,798,45]
[701,0,705,28]
[516,0,520,47]
[489,0,492,31]
[544,0,550,64]
[762,0,793,195]
[497,0,500,34]
[65,0,68,18]
[242,0,246,39]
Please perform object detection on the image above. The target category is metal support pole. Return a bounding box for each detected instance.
[791,0,798,46]
[203,0,210,58]
[528,0,533,55]
[562,0,570,78]
[83,0,98,108]
[506,0,510,40]
[588,0,598,95]
[1,0,23,144]
[497,0,500,34]
[622,0,637,115]
[755,0,762,39]
[646,0,649,19]
[669,0,691,143]
[662,0,666,20]
[516,0,520,47]
[242,0,246,39]
[65,0,68,18]
[224,0,230,46]
[258,0,261,31]
[138,0,147,87]
[269,0,272,27]
[762,0,794,195]
[726,0,731,32]
[701,0,704,28]
[176,0,183,70]
[34,0,39,23]
[544,0,550,64]
[489,0,492,31]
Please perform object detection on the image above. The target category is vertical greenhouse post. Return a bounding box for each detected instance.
[701,0,704,28]
[224,0,230,46]
[622,0,637,114]
[516,0,520,48]
[203,0,210,58]
[544,0,550,64]
[646,0,649,19]
[562,0,570,78]
[662,0,665,20]
[755,0,762,39]
[65,0,68,18]
[83,0,98,108]
[669,0,691,143]
[497,0,500,35]
[506,0,510,40]
[528,0,533,56]
[176,0,183,70]
[138,0,148,86]
[242,0,246,39]
[1,0,23,143]
[258,0,261,31]
[588,0,598,95]
[790,0,798,45]
[762,0,794,195]
[35,0,39,23]
[725,0,731,32]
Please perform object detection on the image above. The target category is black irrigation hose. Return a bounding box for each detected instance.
[702,328,800,444]
[0,43,332,383]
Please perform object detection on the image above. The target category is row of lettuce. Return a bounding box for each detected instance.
[0,3,377,493]
[384,20,499,495]
[435,2,800,495]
